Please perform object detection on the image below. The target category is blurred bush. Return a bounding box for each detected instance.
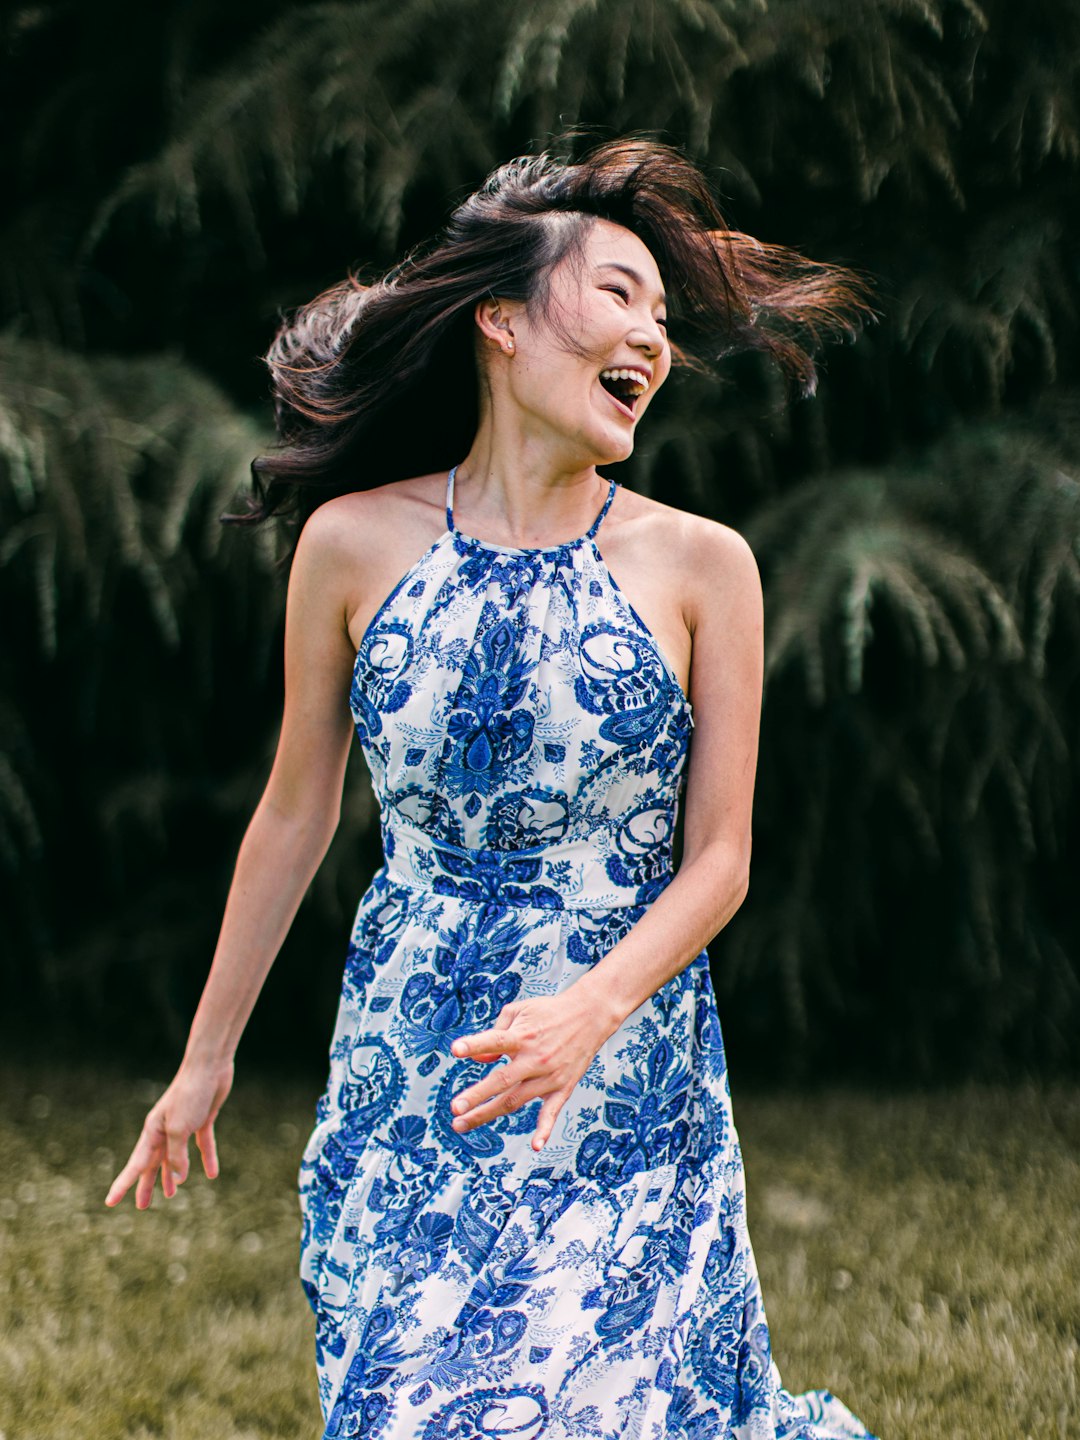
[1,0,1077,1077]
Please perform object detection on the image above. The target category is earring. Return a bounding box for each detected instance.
[506,342,514,354]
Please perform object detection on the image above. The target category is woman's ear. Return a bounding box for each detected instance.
[474,296,516,354]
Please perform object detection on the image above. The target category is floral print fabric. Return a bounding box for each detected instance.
[298,468,878,1440]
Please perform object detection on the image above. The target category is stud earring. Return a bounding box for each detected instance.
[506,339,515,353]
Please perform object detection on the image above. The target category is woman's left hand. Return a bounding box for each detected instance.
[449,984,619,1151]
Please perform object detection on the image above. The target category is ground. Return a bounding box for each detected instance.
[0,1066,1076,1439]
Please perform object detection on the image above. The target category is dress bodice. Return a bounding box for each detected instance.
[350,466,694,911]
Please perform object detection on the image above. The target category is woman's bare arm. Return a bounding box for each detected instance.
[106,506,360,1208]
[575,518,763,1026]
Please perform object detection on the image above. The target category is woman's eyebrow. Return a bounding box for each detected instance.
[597,261,667,307]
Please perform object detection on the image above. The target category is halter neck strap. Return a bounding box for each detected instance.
[445,465,457,533]
[586,476,618,539]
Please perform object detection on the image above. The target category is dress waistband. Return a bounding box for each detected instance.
[380,817,674,913]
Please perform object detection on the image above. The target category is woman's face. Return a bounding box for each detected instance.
[493,218,672,466]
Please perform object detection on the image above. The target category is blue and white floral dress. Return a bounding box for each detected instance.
[299,468,877,1440]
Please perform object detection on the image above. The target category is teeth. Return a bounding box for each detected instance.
[599,367,650,394]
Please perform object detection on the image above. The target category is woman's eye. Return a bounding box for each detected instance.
[657,317,668,330]
[605,285,630,303]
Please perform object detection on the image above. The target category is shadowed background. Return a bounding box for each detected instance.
[3,6,1080,1438]
[1,0,1078,1085]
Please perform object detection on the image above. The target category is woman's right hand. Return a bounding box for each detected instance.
[105,1060,234,1209]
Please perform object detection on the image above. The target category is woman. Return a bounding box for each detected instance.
[107,138,877,1438]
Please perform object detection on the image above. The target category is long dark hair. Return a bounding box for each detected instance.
[239,136,873,530]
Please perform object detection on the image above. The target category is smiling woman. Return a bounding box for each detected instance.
[105,137,877,1439]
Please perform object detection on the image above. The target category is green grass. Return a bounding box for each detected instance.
[0,1067,1077,1438]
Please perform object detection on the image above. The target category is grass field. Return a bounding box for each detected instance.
[0,1065,1077,1439]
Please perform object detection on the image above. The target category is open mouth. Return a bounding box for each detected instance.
[598,367,650,417]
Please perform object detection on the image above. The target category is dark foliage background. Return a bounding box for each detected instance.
[1,0,1077,1081]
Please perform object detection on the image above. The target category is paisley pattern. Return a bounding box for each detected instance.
[299,468,878,1439]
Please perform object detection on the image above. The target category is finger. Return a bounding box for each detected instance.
[106,1128,163,1207]
[105,1168,137,1207]
[135,1163,159,1211]
[452,1076,550,1132]
[105,1148,149,1208]
[451,1084,521,1131]
[164,1127,190,1196]
[451,1037,555,1115]
[531,1092,567,1151]
[451,1029,516,1061]
[195,1122,219,1180]
[450,1059,528,1119]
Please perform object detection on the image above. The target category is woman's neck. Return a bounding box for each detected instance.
[453,431,608,549]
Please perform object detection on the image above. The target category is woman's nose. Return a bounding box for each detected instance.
[631,318,666,357]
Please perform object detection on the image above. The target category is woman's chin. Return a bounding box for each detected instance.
[602,436,635,465]
[555,416,636,469]
[588,426,636,466]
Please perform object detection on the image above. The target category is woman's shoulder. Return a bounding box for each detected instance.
[288,474,451,647]
[294,474,447,584]
[290,474,449,637]
[610,485,759,588]
[300,473,446,546]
